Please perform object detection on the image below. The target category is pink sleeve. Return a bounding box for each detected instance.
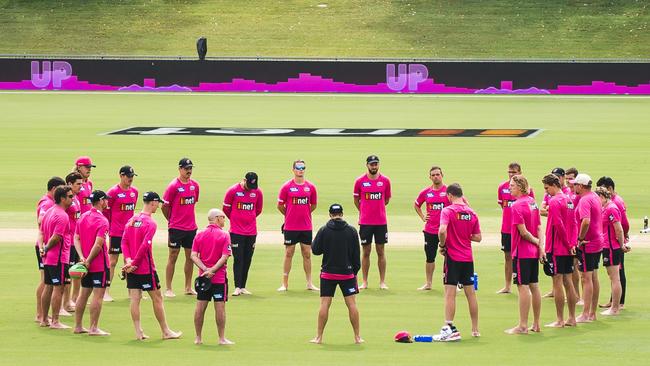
[163,182,175,205]
[195,181,200,203]
[608,207,621,223]
[222,235,232,256]
[278,183,288,203]
[222,187,234,217]
[75,220,81,236]
[310,184,318,205]
[497,185,503,205]
[577,201,590,220]
[511,204,525,225]
[256,189,263,216]
[96,221,109,239]
[440,208,451,226]
[131,223,156,268]
[529,187,536,198]
[121,224,132,259]
[191,232,201,252]
[472,215,481,235]
[415,189,426,206]
[53,214,68,237]
[353,179,361,197]
[385,178,392,200]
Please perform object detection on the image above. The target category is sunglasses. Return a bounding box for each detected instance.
[294,166,306,171]
[67,195,74,198]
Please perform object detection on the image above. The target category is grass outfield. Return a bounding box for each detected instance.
[2,244,649,366]
[1,1,649,58]
[0,93,649,233]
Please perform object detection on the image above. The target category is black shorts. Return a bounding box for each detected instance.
[81,269,111,288]
[501,233,512,252]
[35,246,44,270]
[443,257,474,286]
[197,281,228,302]
[359,225,388,245]
[577,251,601,272]
[109,236,122,254]
[44,264,71,286]
[602,248,622,267]
[69,246,80,264]
[168,229,197,249]
[549,254,574,275]
[423,232,439,263]
[513,258,539,285]
[320,276,359,297]
[230,233,257,250]
[283,230,312,245]
[126,271,161,291]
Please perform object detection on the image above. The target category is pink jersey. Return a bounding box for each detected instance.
[440,203,481,262]
[66,196,81,247]
[105,184,139,237]
[545,193,572,256]
[278,179,317,231]
[510,195,541,259]
[76,208,109,272]
[163,178,200,231]
[575,191,603,253]
[223,183,263,235]
[415,185,450,234]
[602,202,622,250]
[77,180,94,214]
[37,194,55,221]
[41,205,71,266]
[192,224,232,284]
[611,194,630,237]
[353,174,391,225]
[498,181,535,234]
[121,212,157,275]
[542,186,571,207]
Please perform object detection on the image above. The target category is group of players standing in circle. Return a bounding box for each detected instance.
[32,155,630,344]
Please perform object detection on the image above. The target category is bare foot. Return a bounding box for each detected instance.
[575,315,591,323]
[103,294,114,302]
[39,321,51,327]
[194,337,202,345]
[379,283,389,290]
[88,328,110,336]
[588,314,597,322]
[565,319,577,327]
[49,322,71,330]
[59,309,72,317]
[306,284,319,291]
[219,338,235,345]
[277,285,287,292]
[542,291,554,298]
[417,284,432,291]
[598,302,611,308]
[505,326,528,335]
[496,288,511,294]
[66,302,76,311]
[185,288,197,296]
[354,336,365,344]
[529,326,541,333]
[576,299,584,306]
[241,288,252,295]
[163,330,182,340]
[359,283,368,290]
[136,333,150,341]
[545,321,564,328]
[619,304,625,310]
[309,337,322,344]
[164,289,176,298]
[601,308,619,316]
[232,288,242,296]
[73,327,89,334]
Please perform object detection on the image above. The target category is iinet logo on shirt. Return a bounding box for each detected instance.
[292,197,309,205]
[237,202,255,211]
[427,202,445,211]
[120,203,136,211]
[457,213,472,221]
[365,192,382,200]
[180,197,196,205]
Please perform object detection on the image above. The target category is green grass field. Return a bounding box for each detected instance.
[1,1,649,58]
[1,92,650,365]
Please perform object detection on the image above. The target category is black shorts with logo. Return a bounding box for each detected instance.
[35,246,44,270]
[423,232,439,263]
[577,250,601,272]
[602,248,622,267]
[109,236,123,254]
[513,258,539,285]
[320,276,359,297]
[44,264,71,286]
[168,229,197,249]
[81,269,111,288]
[126,271,161,291]
[501,233,512,252]
[548,254,574,275]
[359,224,388,245]
[69,246,80,265]
[283,230,313,245]
[443,257,474,286]
[197,281,228,302]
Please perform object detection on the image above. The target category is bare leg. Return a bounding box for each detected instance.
[63,283,75,311]
[74,287,92,333]
[563,274,577,326]
[310,297,332,344]
[149,289,182,339]
[36,271,45,322]
[360,245,371,289]
[530,283,541,332]
[464,286,480,335]
[88,287,108,335]
[577,271,593,322]
[165,248,180,297]
[49,285,70,329]
[71,278,81,305]
[444,285,457,323]
[505,285,530,334]
[105,253,119,301]
[546,275,565,327]
[301,244,317,290]
[602,266,621,315]
[590,270,600,320]
[497,253,512,293]
[279,244,296,290]
[184,248,195,295]
[376,244,388,289]
[129,289,148,340]
[40,284,53,327]
[194,300,208,344]
[215,302,233,344]
[418,262,435,290]
[344,295,363,343]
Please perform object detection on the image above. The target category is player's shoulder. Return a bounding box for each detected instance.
[166,177,180,188]
[354,174,367,182]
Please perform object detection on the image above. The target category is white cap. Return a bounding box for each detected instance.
[570,173,592,186]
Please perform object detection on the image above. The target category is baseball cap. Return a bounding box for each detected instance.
[245,172,258,189]
[194,276,212,293]
[75,156,96,167]
[394,330,413,343]
[178,158,194,168]
[329,203,343,214]
[89,190,108,203]
[143,191,165,203]
[366,155,380,164]
[119,165,138,177]
[551,167,565,177]
[570,173,592,186]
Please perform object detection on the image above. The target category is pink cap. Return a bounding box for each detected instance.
[75,156,96,167]
[394,330,412,343]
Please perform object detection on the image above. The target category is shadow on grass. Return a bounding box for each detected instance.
[314,343,366,352]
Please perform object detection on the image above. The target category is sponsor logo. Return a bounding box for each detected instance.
[529,203,539,210]
[364,192,383,200]
[133,220,143,228]
[348,288,357,293]
[250,192,256,197]
[108,127,540,138]
[190,185,195,191]
[292,197,309,205]
[427,202,445,211]
[304,187,310,192]
[386,63,428,91]
[440,192,447,197]
[130,192,136,198]
[117,193,126,198]
[31,61,72,89]
[237,202,254,211]
[427,192,435,198]
[177,187,185,193]
[609,214,615,221]
[236,192,245,197]
[121,203,136,211]
[362,182,371,187]
[457,212,472,221]
[180,196,195,205]
[506,200,515,208]
[377,181,384,187]
[289,187,299,192]
[52,278,60,284]
[231,243,239,248]
[142,283,151,289]
[567,202,575,209]
[83,197,91,205]
[93,280,101,284]
[214,294,223,299]
[284,239,292,244]
[74,211,81,219]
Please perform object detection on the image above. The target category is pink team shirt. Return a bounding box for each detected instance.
[545,193,572,256]
[163,178,200,231]
[439,203,481,262]
[542,186,571,207]
[498,181,535,234]
[353,174,391,225]
[576,191,603,253]
[36,194,55,248]
[602,202,622,250]
[41,205,71,266]
[77,180,94,214]
[278,179,317,231]
[121,212,157,275]
[192,224,232,284]
[76,208,110,272]
[66,197,81,250]
[611,195,630,237]
[415,185,450,234]
[567,191,581,245]
[105,184,139,237]
[510,195,541,259]
[223,183,263,235]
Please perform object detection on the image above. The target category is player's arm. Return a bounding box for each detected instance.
[353,180,361,211]
[310,186,318,213]
[613,221,626,252]
[42,233,62,256]
[73,233,85,263]
[210,254,229,274]
[414,202,426,222]
[536,224,544,261]
[353,196,360,211]
[83,235,106,268]
[577,218,590,247]
[256,190,263,217]
[311,227,324,255]
[384,180,391,205]
[190,250,208,271]
[350,228,361,275]
[516,223,541,247]
[161,185,174,221]
[222,189,233,218]
[161,204,171,221]
[438,224,448,255]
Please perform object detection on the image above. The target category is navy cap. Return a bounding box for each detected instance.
[245,172,258,189]
[143,191,165,203]
[329,203,343,214]
[90,190,109,204]
[120,165,138,177]
[366,155,380,164]
[179,158,194,168]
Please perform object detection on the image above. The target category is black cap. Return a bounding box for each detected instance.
[143,191,165,203]
[245,172,258,189]
[179,158,194,168]
[329,203,343,214]
[119,165,138,177]
[366,155,380,164]
[90,190,109,204]
[551,167,565,177]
